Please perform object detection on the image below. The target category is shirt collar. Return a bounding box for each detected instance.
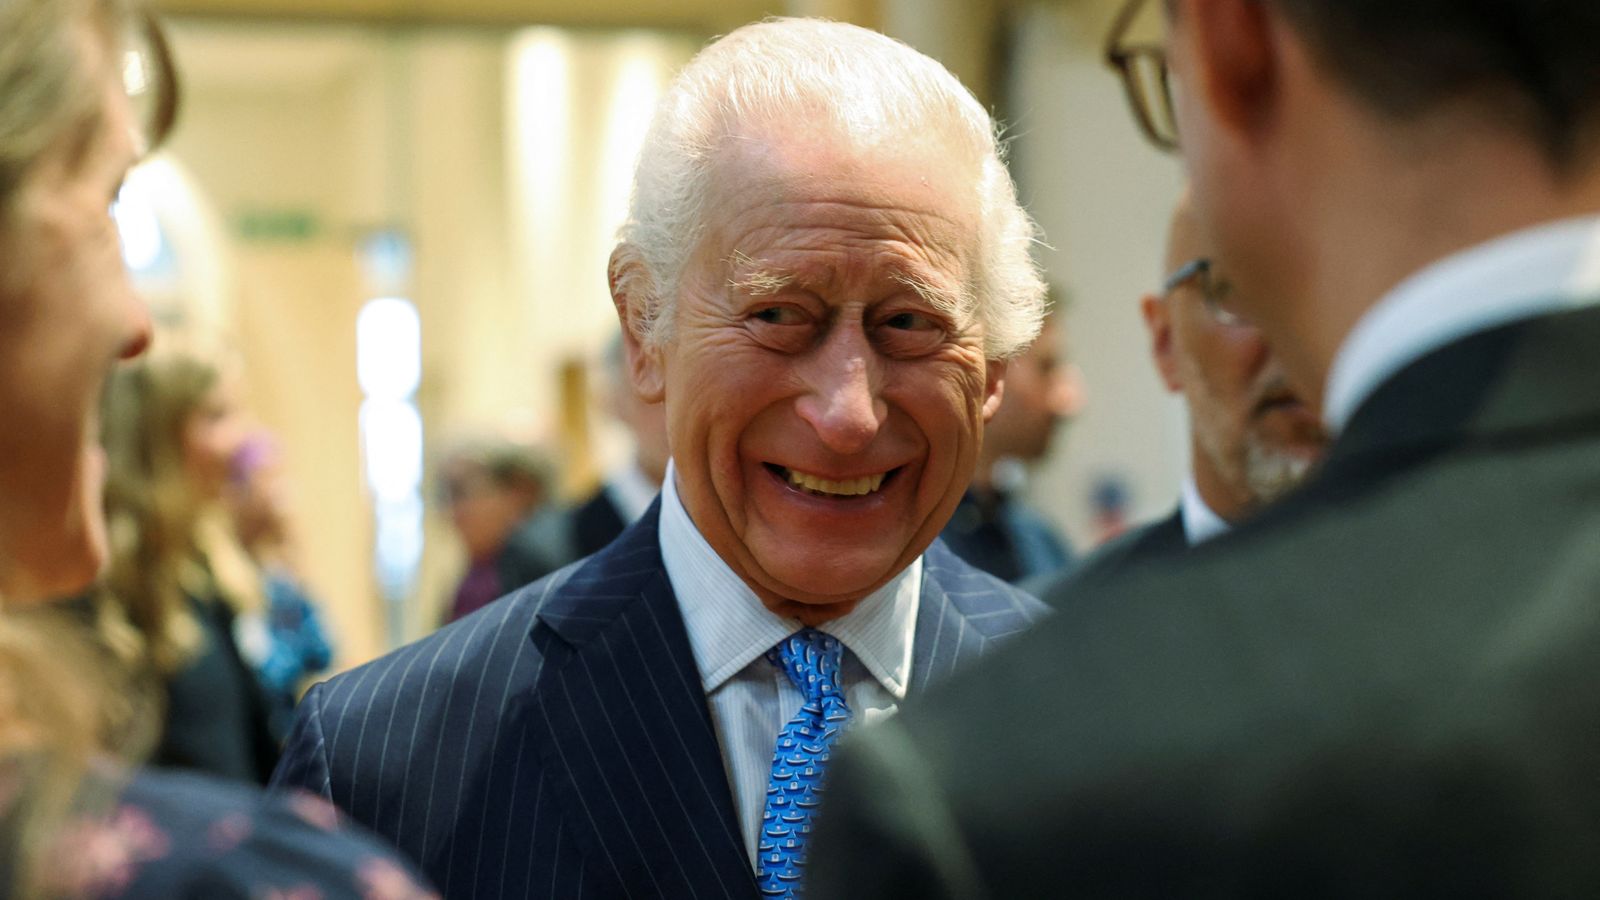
[1325,215,1600,432]
[1179,476,1230,546]
[657,461,921,700]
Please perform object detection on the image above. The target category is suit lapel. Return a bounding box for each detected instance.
[909,540,1044,698]
[523,505,755,898]
[1326,301,1600,483]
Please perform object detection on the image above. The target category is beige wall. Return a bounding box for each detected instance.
[165,24,393,664]
[1006,0,1187,548]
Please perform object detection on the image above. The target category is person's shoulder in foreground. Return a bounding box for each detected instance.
[809,341,1600,897]
[38,767,436,899]
[811,535,1600,897]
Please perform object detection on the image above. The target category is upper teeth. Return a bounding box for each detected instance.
[786,468,887,497]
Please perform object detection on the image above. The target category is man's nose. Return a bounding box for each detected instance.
[794,328,887,456]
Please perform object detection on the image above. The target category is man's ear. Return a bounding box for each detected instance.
[1179,0,1280,144]
[980,358,1006,422]
[1141,293,1184,392]
[609,244,667,404]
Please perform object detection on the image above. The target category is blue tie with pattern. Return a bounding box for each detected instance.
[756,628,852,898]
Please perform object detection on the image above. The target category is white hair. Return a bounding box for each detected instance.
[612,17,1047,359]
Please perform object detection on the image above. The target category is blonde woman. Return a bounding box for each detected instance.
[100,348,284,784]
[0,0,435,896]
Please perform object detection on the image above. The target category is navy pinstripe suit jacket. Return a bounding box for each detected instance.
[272,501,1047,899]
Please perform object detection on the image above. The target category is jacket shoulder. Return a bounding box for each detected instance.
[924,538,1051,633]
[306,564,579,760]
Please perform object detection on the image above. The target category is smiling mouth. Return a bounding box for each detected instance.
[764,463,897,498]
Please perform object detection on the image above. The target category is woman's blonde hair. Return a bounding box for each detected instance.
[100,347,263,678]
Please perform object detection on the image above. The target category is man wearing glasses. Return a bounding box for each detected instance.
[1069,193,1327,584]
[811,0,1600,894]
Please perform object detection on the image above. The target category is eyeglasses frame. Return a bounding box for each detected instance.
[1104,0,1179,153]
[1161,257,1251,328]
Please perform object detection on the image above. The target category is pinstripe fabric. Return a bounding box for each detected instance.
[271,500,1048,899]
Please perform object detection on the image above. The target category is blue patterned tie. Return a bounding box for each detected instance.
[756,628,852,898]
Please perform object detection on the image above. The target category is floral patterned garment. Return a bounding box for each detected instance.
[39,768,438,899]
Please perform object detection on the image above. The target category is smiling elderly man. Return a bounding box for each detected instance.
[272,18,1049,900]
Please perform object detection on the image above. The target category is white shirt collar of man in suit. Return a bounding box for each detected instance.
[659,459,920,864]
[1179,475,1230,547]
[1326,214,1600,433]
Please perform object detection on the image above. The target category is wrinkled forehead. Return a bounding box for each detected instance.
[699,122,985,260]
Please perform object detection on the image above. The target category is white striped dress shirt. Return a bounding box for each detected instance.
[657,463,922,867]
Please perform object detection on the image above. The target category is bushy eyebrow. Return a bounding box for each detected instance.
[723,251,967,319]
[892,270,963,317]
[725,250,796,296]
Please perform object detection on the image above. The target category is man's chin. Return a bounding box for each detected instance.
[1243,441,1322,506]
[742,547,907,619]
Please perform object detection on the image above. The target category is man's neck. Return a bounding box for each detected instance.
[1258,112,1600,401]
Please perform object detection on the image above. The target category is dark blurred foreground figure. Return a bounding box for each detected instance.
[0,2,436,896]
[811,0,1600,895]
[1050,192,1328,590]
[437,438,570,623]
[940,299,1083,584]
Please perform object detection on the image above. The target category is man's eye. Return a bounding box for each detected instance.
[883,311,938,331]
[752,306,806,325]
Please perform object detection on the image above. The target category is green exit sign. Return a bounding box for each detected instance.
[236,210,321,242]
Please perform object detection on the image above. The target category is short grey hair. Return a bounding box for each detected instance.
[613,17,1047,359]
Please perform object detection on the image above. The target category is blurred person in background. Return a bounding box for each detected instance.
[0,1,437,895]
[99,348,281,784]
[274,18,1048,898]
[1052,192,1328,590]
[227,430,335,738]
[568,332,670,558]
[437,437,570,624]
[939,296,1083,584]
[811,0,1600,892]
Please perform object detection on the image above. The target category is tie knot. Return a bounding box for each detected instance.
[767,628,844,702]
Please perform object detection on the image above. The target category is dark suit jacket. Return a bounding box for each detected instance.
[1026,510,1187,605]
[273,501,1046,899]
[939,488,1076,584]
[156,592,280,785]
[809,303,1600,898]
[569,487,630,560]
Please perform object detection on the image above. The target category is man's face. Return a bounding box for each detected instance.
[982,316,1082,463]
[1143,200,1327,515]
[1161,0,1308,355]
[1161,270,1326,509]
[639,130,1000,612]
[0,37,152,603]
